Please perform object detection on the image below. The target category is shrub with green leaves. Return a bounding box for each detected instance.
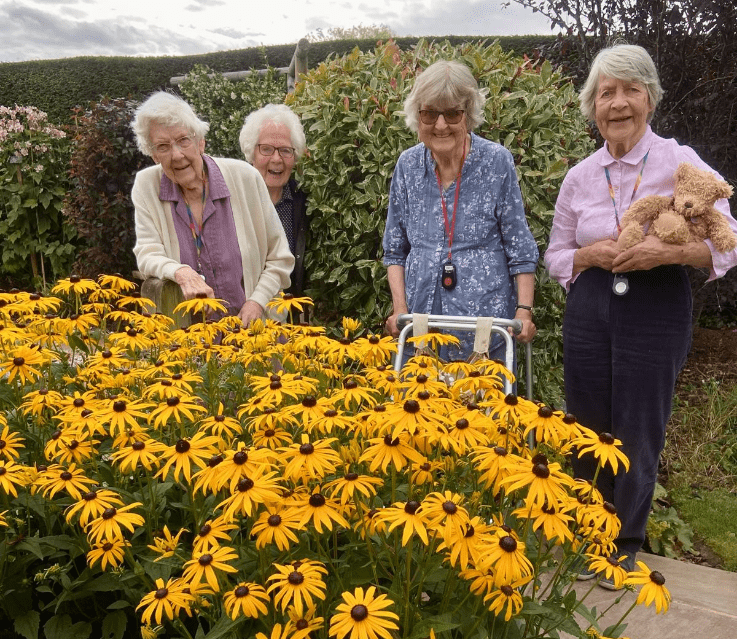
[179,63,287,159]
[0,105,76,290]
[287,39,595,404]
[63,98,149,279]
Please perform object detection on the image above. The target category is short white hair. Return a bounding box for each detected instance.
[131,91,209,157]
[403,60,485,133]
[579,44,663,122]
[239,104,307,162]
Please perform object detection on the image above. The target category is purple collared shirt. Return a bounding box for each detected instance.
[159,155,246,315]
[545,126,737,290]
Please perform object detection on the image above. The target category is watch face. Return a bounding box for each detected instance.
[613,275,629,295]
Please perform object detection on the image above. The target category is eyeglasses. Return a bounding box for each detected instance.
[153,136,195,155]
[418,109,465,125]
[257,144,296,159]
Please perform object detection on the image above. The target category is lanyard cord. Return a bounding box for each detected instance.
[183,185,207,265]
[604,150,650,234]
[434,137,467,262]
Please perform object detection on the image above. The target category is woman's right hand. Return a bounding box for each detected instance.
[573,239,620,275]
[174,265,215,300]
[385,311,406,338]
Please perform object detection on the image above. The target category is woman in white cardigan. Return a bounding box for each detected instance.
[131,92,293,324]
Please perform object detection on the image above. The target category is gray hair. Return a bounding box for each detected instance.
[579,44,663,122]
[131,91,210,157]
[403,60,485,133]
[239,104,307,163]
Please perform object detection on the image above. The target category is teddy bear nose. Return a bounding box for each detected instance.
[684,201,693,208]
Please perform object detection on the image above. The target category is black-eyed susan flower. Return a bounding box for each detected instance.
[324,471,383,506]
[572,429,630,475]
[53,434,98,465]
[147,525,189,561]
[86,502,145,543]
[479,528,534,587]
[280,434,342,483]
[97,397,153,436]
[285,603,325,639]
[520,405,575,450]
[137,577,193,625]
[255,623,291,639]
[223,582,271,620]
[267,559,327,614]
[285,394,332,427]
[148,395,208,430]
[292,488,351,534]
[191,453,226,495]
[310,408,356,436]
[251,504,303,551]
[410,458,443,486]
[0,424,24,461]
[377,398,451,440]
[182,545,239,591]
[192,516,238,554]
[198,402,243,441]
[155,433,220,483]
[379,499,430,547]
[359,433,425,474]
[110,437,166,474]
[586,553,630,590]
[251,425,294,450]
[217,470,284,519]
[20,388,64,417]
[499,453,574,509]
[408,331,461,352]
[437,515,494,570]
[87,537,130,570]
[36,463,97,500]
[173,295,228,319]
[0,344,47,384]
[513,501,574,545]
[470,445,518,496]
[354,334,397,367]
[329,586,399,639]
[484,584,524,621]
[65,488,125,527]
[0,460,30,497]
[423,491,470,543]
[575,501,622,543]
[625,560,671,613]
[51,275,99,297]
[213,443,275,493]
[353,505,387,539]
[109,325,154,351]
[98,273,137,292]
[267,292,314,316]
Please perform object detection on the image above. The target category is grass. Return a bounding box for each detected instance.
[662,377,737,570]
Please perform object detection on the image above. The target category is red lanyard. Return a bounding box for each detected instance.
[434,138,466,262]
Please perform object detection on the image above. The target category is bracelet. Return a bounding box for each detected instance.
[516,304,533,313]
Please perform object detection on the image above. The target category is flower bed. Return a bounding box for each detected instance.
[0,276,669,639]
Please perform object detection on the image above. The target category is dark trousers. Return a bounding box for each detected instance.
[563,266,692,556]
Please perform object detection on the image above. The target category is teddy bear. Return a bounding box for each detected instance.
[617,162,736,253]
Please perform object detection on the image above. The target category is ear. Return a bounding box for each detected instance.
[197,136,206,154]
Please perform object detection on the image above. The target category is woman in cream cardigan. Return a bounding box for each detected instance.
[131,91,293,324]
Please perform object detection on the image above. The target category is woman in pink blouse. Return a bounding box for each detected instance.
[545,44,737,588]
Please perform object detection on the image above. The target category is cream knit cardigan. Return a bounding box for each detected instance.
[132,157,294,310]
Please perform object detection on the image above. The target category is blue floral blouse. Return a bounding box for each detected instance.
[382,133,539,358]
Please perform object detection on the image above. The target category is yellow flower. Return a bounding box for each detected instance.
[292,488,351,533]
[479,528,534,587]
[147,525,189,561]
[192,516,238,554]
[280,434,342,483]
[155,432,221,483]
[267,292,314,316]
[286,603,324,639]
[0,425,24,461]
[97,397,153,436]
[87,537,130,570]
[110,438,166,474]
[137,577,193,625]
[182,545,239,592]
[324,471,383,506]
[223,582,270,620]
[359,432,426,474]
[408,331,461,350]
[250,503,304,551]
[148,395,208,429]
[51,275,99,297]
[173,295,228,317]
[423,491,470,543]
[572,428,630,475]
[36,463,97,500]
[255,624,291,639]
[484,584,524,621]
[329,586,399,639]
[0,460,31,497]
[217,470,285,519]
[267,559,328,614]
[625,560,671,613]
[65,487,125,527]
[379,499,430,547]
[499,453,574,509]
[97,273,138,292]
[0,344,48,384]
[354,334,397,367]
[86,502,145,543]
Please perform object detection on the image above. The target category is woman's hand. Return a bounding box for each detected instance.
[238,300,264,325]
[573,239,620,274]
[384,311,406,338]
[174,266,214,300]
[510,308,536,343]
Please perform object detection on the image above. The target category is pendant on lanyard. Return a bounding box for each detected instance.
[184,183,207,280]
[437,138,466,291]
[605,150,650,296]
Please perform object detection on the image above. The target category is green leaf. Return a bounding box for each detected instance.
[14,611,40,639]
[43,615,92,639]
[101,610,127,639]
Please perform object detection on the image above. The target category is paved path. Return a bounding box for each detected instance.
[569,553,737,638]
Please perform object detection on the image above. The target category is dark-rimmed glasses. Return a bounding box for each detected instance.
[418,109,465,125]
[257,144,296,158]
[154,136,194,155]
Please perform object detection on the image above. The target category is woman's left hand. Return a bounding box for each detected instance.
[510,309,536,343]
[238,300,264,325]
[612,234,673,272]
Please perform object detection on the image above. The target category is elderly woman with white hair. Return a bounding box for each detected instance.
[131,92,293,324]
[240,104,308,295]
[382,59,539,360]
[545,44,737,587]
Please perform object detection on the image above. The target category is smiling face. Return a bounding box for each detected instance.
[417,104,468,164]
[594,76,654,159]
[252,122,295,201]
[149,123,205,191]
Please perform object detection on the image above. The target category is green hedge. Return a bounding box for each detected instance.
[0,36,556,124]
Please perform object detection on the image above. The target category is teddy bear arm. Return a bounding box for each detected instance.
[619,195,672,226]
[703,211,737,253]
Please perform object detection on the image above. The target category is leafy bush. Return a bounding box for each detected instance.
[0,106,76,290]
[286,39,595,405]
[179,64,288,159]
[63,98,150,279]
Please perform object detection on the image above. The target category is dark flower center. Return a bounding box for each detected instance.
[73,398,85,407]
[383,434,400,446]
[0,468,5,476]
[167,397,180,407]
[494,446,508,456]
[563,413,577,424]
[13,357,26,367]
[325,409,338,418]
[345,472,359,481]
[154,588,168,599]
[404,500,420,514]
[351,604,369,621]
[288,571,304,585]
[416,374,428,383]
[442,501,457,515]
[81,409,93,417]
[504,394,518,405]
[214,415,225,422]
[500,585,514,596]
[417,390,431,400]
[537,406,554,418]
[198,553,213,566]
[599,432,615,445]
[650,570,666,586]
[60,471,73,481]
[132,441,145,451]
[531,453,548,465]
[102,542,113,551]
[603,502,617,515]
[300,442,315,455]
[199,524,211,537]
[172,373,183,380]
[464,524,475,538]
[233,451,248,465]
[126,329,138,337]
[270,381,282,390]
[532,463,550,479]
[237,478,255,492]
[113,400,127,412]
[309,493,326,507]
[296,619,309,630]
[102,507,117,520]
[403,400,420,413]
[69,440,79,450]
[302,396,317,407]
[264,429,275,437]
[500,535,518,552]
[455,418,469,430]
[208,455,223,468]
[175,440,190,454]
[234,585,250,597]
[369,335,380,344]
[268,514,282,527]
[344,379,358,389]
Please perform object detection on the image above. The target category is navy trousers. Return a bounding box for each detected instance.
[563,266,692,556]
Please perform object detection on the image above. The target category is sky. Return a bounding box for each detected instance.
[0,0,554,63]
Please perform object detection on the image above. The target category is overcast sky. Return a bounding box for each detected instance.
[0,0,554,63]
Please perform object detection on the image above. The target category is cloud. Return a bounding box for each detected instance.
[209,27,257,39]
[0,3,212,62]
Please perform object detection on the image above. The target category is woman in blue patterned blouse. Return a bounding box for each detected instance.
[382,60,539,360]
